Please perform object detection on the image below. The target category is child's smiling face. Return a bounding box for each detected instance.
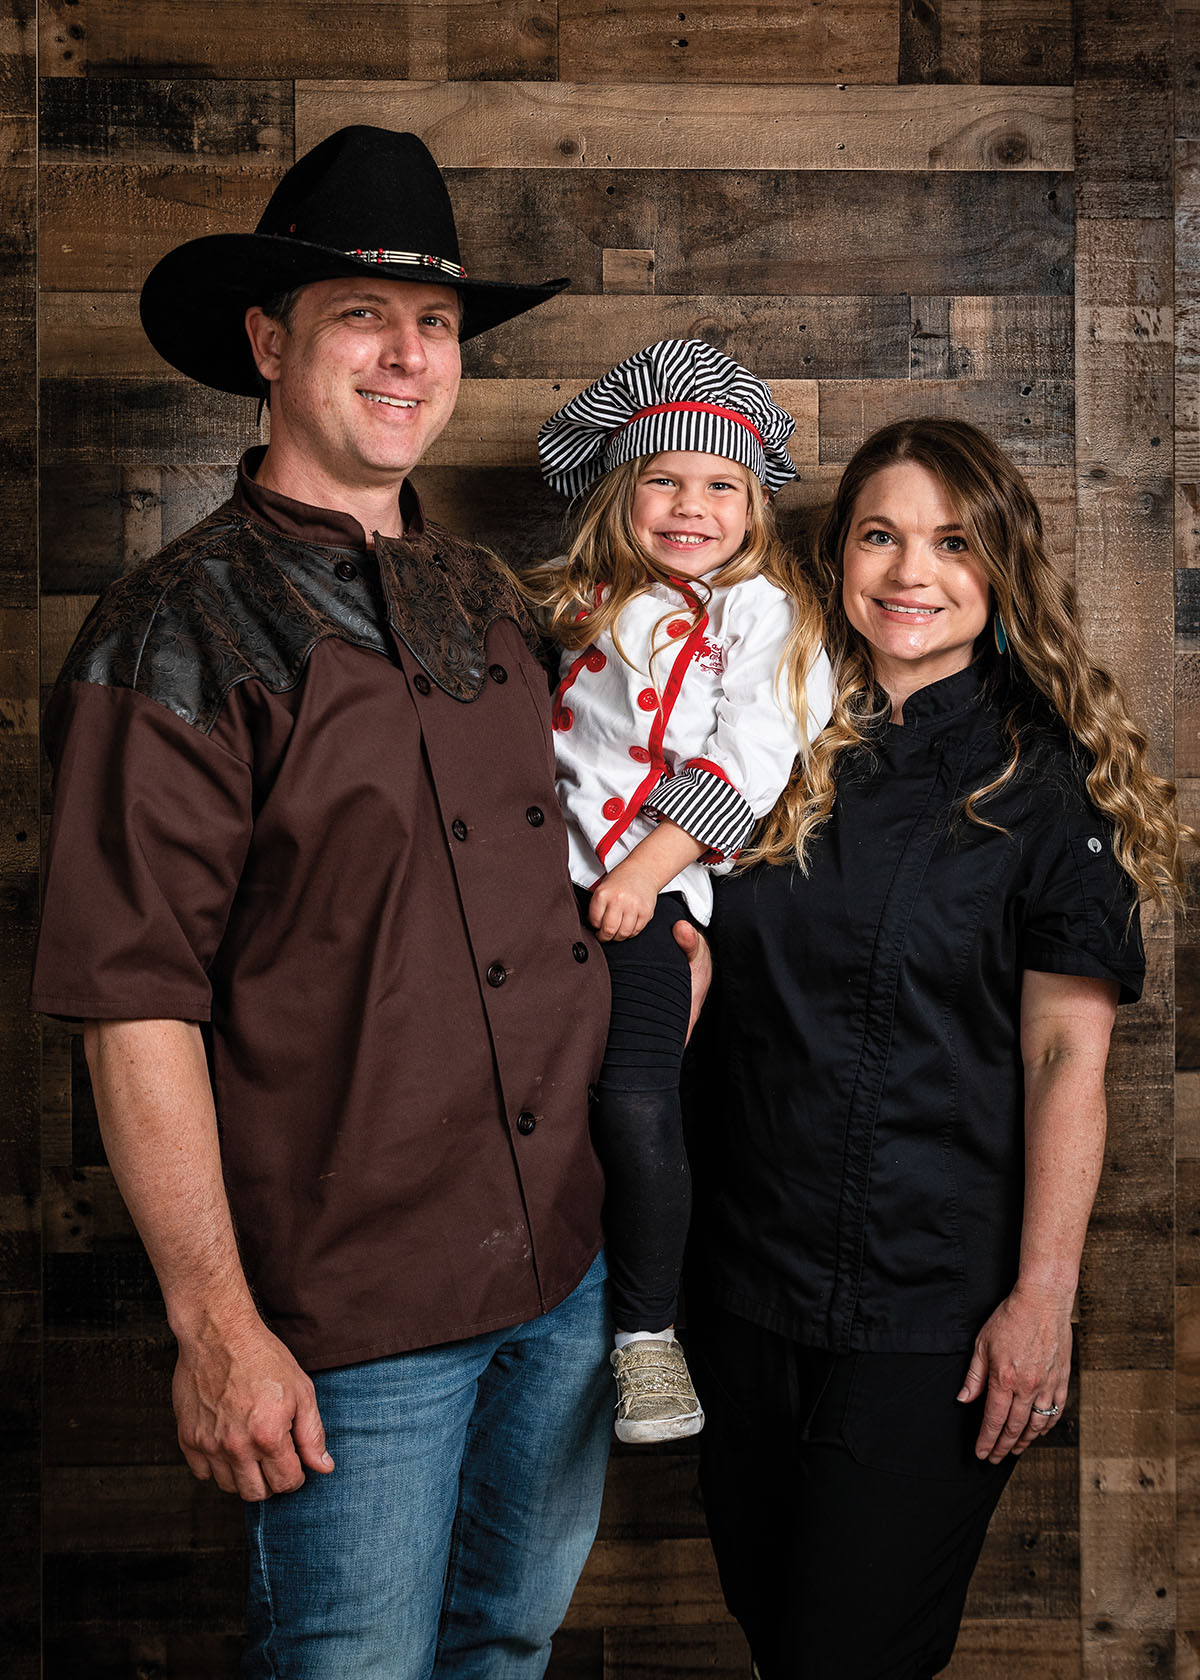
[630,451,753,579]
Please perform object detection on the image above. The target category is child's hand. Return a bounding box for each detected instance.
[589,862,657,942]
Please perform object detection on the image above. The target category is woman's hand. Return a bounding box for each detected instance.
[957,1283,1073,1462]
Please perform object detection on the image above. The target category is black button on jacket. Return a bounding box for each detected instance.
[693,665,1145,1355]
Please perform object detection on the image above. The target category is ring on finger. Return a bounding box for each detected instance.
[1030,1403,1060,1418]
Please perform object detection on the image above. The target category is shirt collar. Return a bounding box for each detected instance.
[888,660,985,732]
[231,446,425,547]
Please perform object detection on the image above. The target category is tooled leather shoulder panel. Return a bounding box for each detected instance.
[54,508,393,733]
[376,520,533,702]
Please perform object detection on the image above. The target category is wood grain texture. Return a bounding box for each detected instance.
[39,0,414,80]
[818,377,1073,464]
[556,0,897,84]
[37,77,292,164]
[296,79,1073,169]
[41,376,822,470]
[41,290,919,382]
[1080,1371,1175,1675]
[22,4,1194,1676]
[1179,140,1200,567]
[3,4,40,1673]
[898,0,1073,87]
[40,164,1075,297]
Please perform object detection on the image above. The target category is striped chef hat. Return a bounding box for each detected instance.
[538,339,799,499]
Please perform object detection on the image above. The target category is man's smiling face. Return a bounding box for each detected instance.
[247,277,462,496]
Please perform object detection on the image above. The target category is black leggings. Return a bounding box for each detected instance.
[578,887,695,1332]
[689,1306,1018,1680]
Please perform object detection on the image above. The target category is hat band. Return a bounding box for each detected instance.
[343,248,469,279]
[621,401,766,447]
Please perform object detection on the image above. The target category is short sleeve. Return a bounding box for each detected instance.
[32,681,254,1022]
[1020,792,1145,1005]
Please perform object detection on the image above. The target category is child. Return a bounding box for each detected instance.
[529,340,833,1442]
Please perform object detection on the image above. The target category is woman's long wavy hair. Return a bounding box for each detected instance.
[746,417,1193,904]
[523,453,827,748]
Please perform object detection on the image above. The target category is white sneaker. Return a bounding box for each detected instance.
[610,1338,704,1443]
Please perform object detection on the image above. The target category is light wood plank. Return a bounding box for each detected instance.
[296,80,1074,171]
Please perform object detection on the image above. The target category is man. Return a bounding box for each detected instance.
[33,126,705,1677]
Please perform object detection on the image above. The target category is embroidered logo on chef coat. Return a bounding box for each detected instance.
[692,635,726,677]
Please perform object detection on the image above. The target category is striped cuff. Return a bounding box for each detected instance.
[645,765,755,862]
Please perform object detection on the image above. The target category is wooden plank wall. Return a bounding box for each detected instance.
[14,1,1193,1675]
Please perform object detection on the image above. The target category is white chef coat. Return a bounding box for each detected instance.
[551,572,834,923]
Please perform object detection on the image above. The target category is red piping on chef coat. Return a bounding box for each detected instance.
[595,606,711,865]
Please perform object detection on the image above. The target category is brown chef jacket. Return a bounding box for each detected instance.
[33,452,610,1372]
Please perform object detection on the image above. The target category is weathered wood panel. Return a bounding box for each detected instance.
[22,5,1193,1678]
[39,164,1076,297]
[818,377,1074,465]
[2,2,41,1675]
[555,0,897,84]
[38,290,918,381]
[899,0,1074,87]
[40,376,823,468]
[37,77,293,164]
[296,79,1074,170]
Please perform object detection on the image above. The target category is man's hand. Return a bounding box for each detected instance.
[589,859,659,941]
[174,1315,334,1501]
[672,919,712,1042]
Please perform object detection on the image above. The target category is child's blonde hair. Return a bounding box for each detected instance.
[522,453,828,752]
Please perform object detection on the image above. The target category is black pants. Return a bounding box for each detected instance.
[579,887,695,1332]
[689,1306,1018,1680]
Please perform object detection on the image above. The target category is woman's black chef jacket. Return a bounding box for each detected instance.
[693,663,1145,1355]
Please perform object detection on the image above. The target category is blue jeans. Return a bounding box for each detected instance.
[242,1252,611,1679]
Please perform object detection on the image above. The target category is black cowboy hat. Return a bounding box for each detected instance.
[139,125,569,397]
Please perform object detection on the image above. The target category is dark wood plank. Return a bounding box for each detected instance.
[1180,0,1200,141]
[42,289,914,383]
[45,1548,245,1633]
[602,1623,751,1675]
[562,1537,730,1629]
[43,1464,243,1553]
[941,1618,1081,1678]
[818,378,1074,466]
[596,1448,707,1541]
[557,0,896,83]
[44,1633,244,1680]
[3,15,40,1676]
[963,1435,1079,1618]
[462,294,914,382]
[40,166,1076,298]
[41,377,261,467]
[898,0,1073,86]
[43,1335,179,1465]
[38,77,293,164]
[39,0,414,80]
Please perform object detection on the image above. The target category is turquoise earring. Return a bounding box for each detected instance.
[993,613,1009,655]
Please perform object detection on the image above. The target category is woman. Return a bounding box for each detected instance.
[685,418,1191,1679]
